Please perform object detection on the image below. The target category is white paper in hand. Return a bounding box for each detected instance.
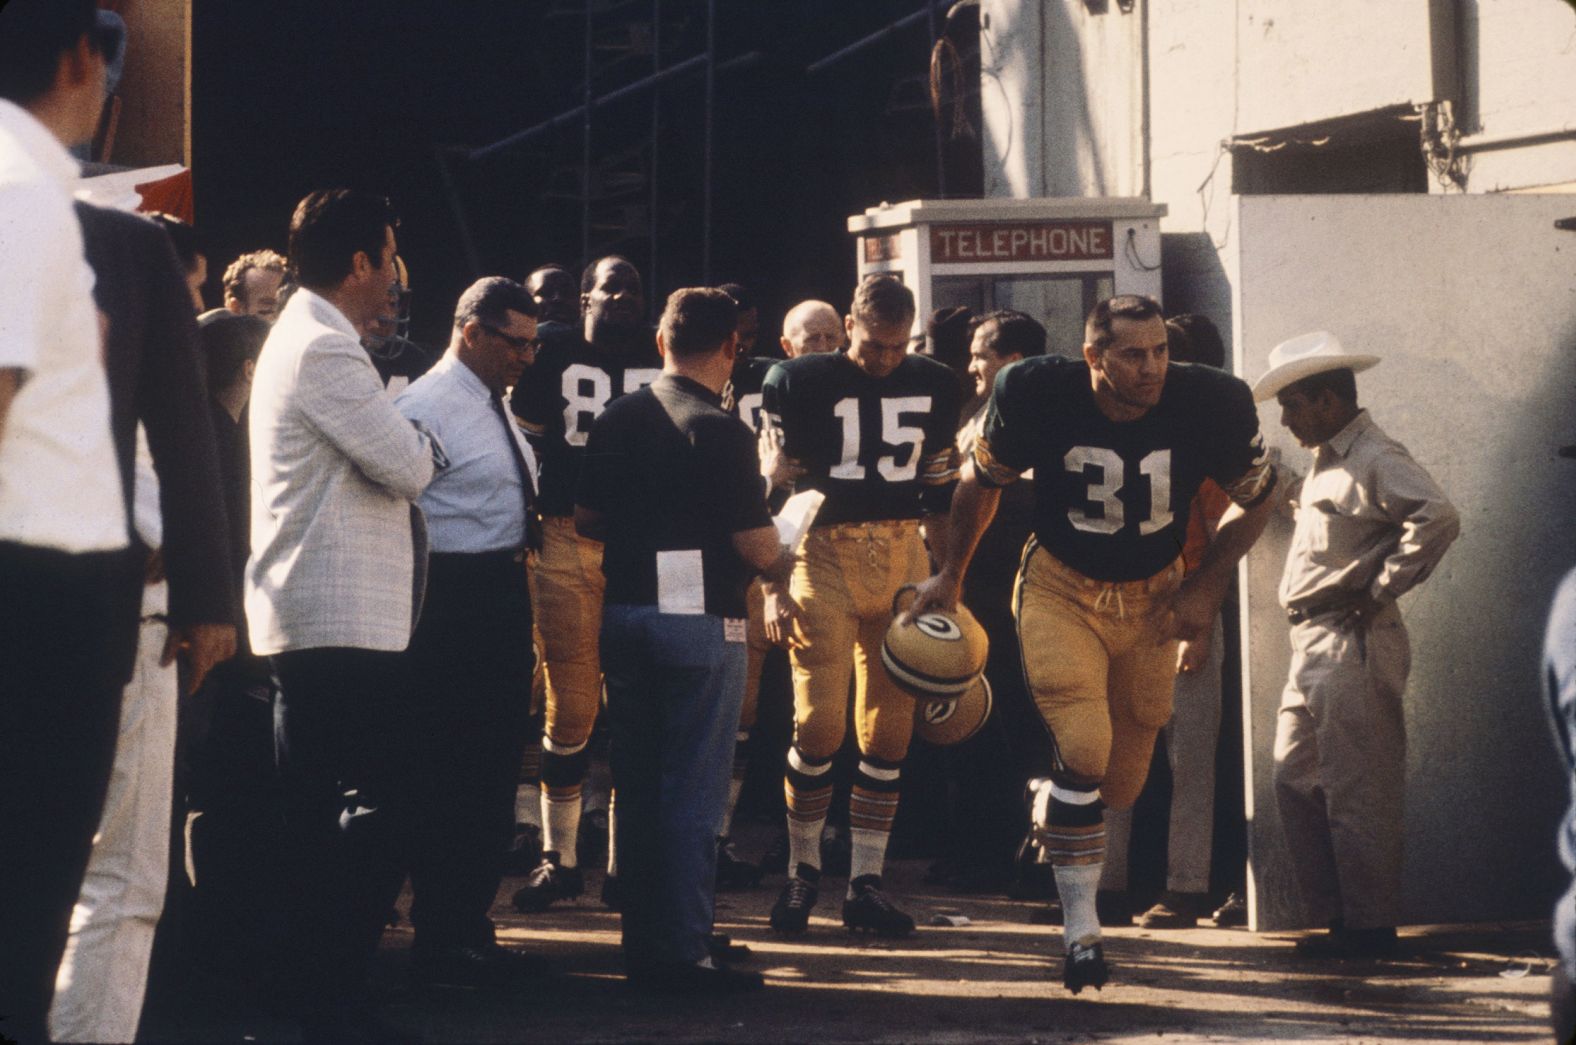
[773,490,825,555]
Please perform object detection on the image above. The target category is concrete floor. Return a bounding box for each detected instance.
[159,854,1556,1044]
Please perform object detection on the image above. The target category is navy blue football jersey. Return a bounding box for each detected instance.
[974,356,1271,581]
[511,326,662,517]
[725,355,780,434]
[761,351,961,526]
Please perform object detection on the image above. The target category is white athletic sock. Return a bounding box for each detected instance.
[1054,861,1103,950]
[847,827,891,897]
[787,812,824,875]
[605,798,618,877]
[542,791,581,868]
[515,783,542,828]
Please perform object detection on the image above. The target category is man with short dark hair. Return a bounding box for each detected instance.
[913,293,1278,992]
[248,188,442,1041]
[762,273,962,938]
[719,282,762,357]
[578,286,796,992]
[223,249,287,323]
[0,3,132,1037]
[396,277,544,988]
[512,255,660,911]
[525,263,579,328]
[1255,331,1459,960]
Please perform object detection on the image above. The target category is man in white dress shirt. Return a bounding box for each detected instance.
[0,5,132,1040]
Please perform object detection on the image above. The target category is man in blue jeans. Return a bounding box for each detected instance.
[576,286,799,993]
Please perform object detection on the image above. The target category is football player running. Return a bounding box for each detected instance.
[511,256,659,910]
[761,276,962,937]
[910,294,1277,991]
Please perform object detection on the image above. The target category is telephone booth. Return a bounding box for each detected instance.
[847,197,1167,356]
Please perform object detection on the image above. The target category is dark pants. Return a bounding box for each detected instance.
[0,542,138,1044]
[604,606,745,970]
[270,646,415,1017]
[405,551,534,951]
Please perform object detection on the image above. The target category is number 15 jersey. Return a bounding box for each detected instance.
[511,328,662,518]
[973,355,1273,582]
[761,351,962,526]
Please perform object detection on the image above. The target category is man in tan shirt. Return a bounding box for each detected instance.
[1254,331,1460,959]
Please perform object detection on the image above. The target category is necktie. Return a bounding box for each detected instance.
[491,392,541,553]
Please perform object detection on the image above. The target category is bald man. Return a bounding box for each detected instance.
[779,300,844,359]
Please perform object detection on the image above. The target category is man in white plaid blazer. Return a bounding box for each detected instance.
[246,189,444,1043]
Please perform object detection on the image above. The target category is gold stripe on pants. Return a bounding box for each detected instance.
[1014,542,1182,810]
[788,521,930,764]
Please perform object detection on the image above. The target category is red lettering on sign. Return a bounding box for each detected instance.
[929,221,1115,263]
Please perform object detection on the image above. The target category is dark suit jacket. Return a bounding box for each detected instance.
[75,202,234,634]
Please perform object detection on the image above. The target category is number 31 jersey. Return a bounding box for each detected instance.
[973,355,1273,582]
[511,327,662,518]
[761,351,962,526]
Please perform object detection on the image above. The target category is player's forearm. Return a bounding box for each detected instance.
[935,469,1001,584]
[1186,490,1274,600]
[732,524,794,586]
[574,505,608,543]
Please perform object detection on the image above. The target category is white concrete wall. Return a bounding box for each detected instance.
[1233,193,1575,929]
[980,0,1576,929]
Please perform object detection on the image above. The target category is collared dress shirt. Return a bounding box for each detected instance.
[0,99,126,552]
[396,354,537,554]
[1278,409,1460,612]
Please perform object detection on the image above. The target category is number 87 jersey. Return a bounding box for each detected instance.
[761,351,963,526]
[973,355,1273,582]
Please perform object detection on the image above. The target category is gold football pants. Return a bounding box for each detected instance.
[740,578,773,732]
[1014,541,1183,811]
[529,516,605,750]
[788,521,930,764]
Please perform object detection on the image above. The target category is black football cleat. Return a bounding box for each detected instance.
[511,852,583,913]
[841,875,915,938]
[1063,937,1109,994]
[769,864,821,934]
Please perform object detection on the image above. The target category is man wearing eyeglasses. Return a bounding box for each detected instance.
[395,277,544,988]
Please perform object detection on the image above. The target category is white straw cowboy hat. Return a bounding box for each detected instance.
[1250,331,1380,402]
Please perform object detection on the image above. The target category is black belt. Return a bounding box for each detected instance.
[1287,599,1345,624]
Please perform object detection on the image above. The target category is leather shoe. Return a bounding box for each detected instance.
[1137,891,1205,929]
[627,961,764,995]
[413,943,551,990]
[1212,891,1247,927]
[1293,925,1397,959]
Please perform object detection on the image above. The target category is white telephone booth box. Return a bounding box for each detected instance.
[847,197,1167,356]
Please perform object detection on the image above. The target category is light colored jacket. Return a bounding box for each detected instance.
[246,288,437,654]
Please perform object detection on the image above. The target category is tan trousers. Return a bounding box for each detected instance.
[1272,602,1409,930]
[788,521,930,763]
[530,516,606,749]
[1014,543,1182,810]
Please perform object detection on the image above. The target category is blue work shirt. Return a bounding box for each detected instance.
[397,353,536,553]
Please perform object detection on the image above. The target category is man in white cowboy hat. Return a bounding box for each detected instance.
[1254,330,1460,959]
